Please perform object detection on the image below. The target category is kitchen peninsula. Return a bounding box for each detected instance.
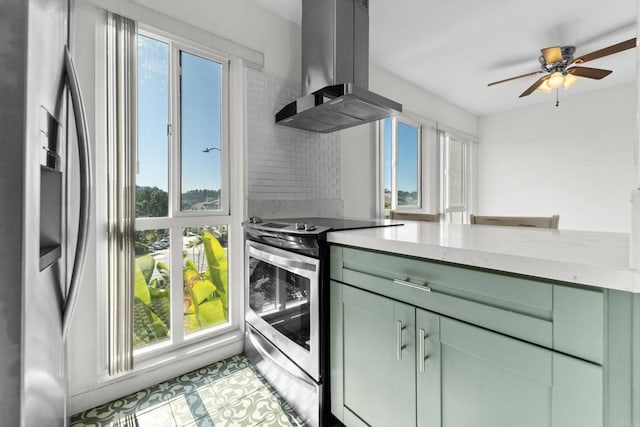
[327,221,640,427]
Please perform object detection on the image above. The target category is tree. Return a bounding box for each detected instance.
[136,186,168,217]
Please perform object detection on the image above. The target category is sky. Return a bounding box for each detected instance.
[384,117,419,195]
[397,121,419,194]
[136,35,222,194]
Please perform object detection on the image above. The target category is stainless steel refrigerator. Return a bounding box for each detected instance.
[0,0,91,425]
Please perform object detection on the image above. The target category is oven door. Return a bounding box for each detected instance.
[245,240,321,381]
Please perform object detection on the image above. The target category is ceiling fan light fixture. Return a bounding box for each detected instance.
[536,79,552,93]
[563,73,579,89]
[546,71,565,89]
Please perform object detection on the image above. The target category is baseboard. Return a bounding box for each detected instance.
[67,337,243,416]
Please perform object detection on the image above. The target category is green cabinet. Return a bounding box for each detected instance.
[437,316,601,427]
[333,282,603,427]
[340,284,415,426]
[329,245,612,427]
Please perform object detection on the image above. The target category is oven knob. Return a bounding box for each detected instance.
[295,223,305,230]
[305,224,316,231]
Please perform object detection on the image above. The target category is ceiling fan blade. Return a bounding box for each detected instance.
[541,46,563,64]
[487,70,543,87]
[572,38,636,64]
[567,66,612,80]
[519,75,549,98]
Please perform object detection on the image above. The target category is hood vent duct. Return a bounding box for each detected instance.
[275,0,402,133]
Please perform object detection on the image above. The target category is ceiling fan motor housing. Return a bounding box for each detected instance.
[539,46,576,73]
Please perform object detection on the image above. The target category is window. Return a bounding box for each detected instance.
[107,15,242,373]
[133,32,231,352]
[377,112,475,223]
[441,130,471,224]
[381,116,422,217]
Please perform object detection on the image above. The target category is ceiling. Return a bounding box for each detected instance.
[250,0,636,116]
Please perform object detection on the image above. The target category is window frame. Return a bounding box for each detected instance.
[171,40,231,218]
[380,115,424,216]
[440,129,474,224]
[376,113,477,223]
[100,21,246,377]
[133,28,235,363]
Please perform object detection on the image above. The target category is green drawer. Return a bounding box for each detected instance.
[330,245,604,363]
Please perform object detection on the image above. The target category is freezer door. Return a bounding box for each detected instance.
[22,0,70,425]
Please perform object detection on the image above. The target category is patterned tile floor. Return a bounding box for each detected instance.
[70,354,306,427]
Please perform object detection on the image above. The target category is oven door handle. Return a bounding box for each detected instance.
[248,328,317,388]
[249,244,318,273]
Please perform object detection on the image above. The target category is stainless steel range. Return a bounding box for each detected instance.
[243,217,401,427]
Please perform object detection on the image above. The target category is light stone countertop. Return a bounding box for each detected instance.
[326,221,640,293]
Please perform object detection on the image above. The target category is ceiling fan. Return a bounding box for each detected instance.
[488,38,637,98]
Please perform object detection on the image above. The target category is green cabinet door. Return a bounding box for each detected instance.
[416,309,441,427]
[439,317,602,427]
[341,285,416,427]
[331,278,604,427]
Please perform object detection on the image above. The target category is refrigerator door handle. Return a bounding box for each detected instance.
[62,46,92,339]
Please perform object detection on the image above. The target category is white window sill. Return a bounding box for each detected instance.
[98,326,244,386]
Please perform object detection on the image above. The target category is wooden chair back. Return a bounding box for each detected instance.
[469,214,559,229]
[390,211,441,222]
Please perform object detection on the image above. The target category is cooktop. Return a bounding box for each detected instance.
[244,216,402,235]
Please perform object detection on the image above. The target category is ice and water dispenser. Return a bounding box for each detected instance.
[39,106,62,271]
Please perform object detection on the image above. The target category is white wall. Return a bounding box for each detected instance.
[370,65,478,136]
[339,123,377,218]
[477,82,637,233]
[245,69,341,204]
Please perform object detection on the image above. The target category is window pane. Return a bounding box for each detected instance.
[383,118,392,216]
[397,122,419,207]
[134,229,171,349]
[136,35,169,218]
[449,211,463,224]
[183,225,229,334]
[448,138,464,207]
[180,52,223,211]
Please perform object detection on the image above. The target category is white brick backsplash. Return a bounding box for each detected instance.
[246,68,341,200]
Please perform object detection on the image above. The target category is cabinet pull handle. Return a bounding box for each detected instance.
[393,278,431,293]
[396,320,407,361]
[418,328,428,372]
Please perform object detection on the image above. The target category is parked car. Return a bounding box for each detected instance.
[151,242,165,250]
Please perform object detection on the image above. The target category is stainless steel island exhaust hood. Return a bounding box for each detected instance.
[275,0,402,133]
